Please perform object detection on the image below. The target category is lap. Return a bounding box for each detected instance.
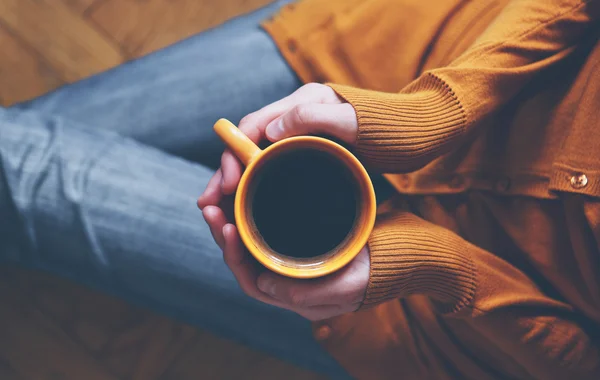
[14,0,301,167]
[0,107,349,379]
[0,3,350,376]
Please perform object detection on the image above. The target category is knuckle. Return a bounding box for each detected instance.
[221,151,232,164]
[323,90,340,103]
[303,82,323,92]
[302,82,337,102]
[239,113,254,127]
[239,121,259,139]
[296,83,325,98]
[291,105,312,127]
[288,288,307,307]
[239,118,259,137]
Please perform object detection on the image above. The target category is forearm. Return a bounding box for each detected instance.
[329,0,600,173]
[363,210,600,377]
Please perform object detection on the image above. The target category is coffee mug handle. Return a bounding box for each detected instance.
[214,118,262,166]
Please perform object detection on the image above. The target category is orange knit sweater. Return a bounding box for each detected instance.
[263,0,600,379]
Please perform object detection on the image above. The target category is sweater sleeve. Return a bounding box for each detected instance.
[363,209,600,377]
[329,0,600,173]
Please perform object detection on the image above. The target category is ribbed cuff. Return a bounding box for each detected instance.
[328,73,467,173]
[361,211,476,314]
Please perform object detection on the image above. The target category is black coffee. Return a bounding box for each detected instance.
[251,149,358,259]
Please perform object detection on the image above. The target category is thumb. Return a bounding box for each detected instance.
[265,103,358,145]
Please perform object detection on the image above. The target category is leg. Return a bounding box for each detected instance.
[0,108,350,379]
[13,0,301,167]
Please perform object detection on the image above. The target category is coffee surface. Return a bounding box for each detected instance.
[251,149,358,259]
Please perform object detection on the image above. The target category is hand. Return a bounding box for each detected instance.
[203,217,370,321]
[197,83,358,205]
[197,83,367,320]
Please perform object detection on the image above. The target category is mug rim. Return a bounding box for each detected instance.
[234,136,377,279]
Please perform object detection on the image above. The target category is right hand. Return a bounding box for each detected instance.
[197,82,358,211]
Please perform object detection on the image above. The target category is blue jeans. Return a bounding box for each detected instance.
[0,1,351,378]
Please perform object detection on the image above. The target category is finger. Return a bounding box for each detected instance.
[219,194,236,223]
[223,226,363,320]
[237,97,296,142]
[222,223,262,298]
[256,247,370,307]
[220,150,242,195]
[236,83,338,142]
[221,85,342,192]
[197,169,224,209]
[221,102,291,193]
[202,206,228,249]
[222,224,289,308]
[264,103,358,144]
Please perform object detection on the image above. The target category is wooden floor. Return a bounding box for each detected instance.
[0,1,326,379]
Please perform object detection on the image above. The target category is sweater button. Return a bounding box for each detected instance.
[314,325,332,340]
[570,173,588,189]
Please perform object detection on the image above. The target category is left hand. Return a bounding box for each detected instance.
[210,220,370,321]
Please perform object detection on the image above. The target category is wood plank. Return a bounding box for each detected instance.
[4,268,79,329]
[61,0,99,14]
[239,356,330,380]
[90,0,272,58]
[162,330,328,380]
[0,279,118,380]
[74,320,112,352]
[93,315,196,380]
[0,0,123,83]
[5,267,141,331]
[0,24,63,106]
[3,267,152,357]
[162,331,264,379]
[0,357,24,380]
[130,318,196,380]
[4,267,198,380]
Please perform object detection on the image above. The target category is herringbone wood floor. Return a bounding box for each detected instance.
[0,1,326,379]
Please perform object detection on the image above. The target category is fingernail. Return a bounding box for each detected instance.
[266,120,284,141]
[258,277,275,296]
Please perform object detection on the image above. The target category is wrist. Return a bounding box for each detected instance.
[326,75,467,173]
[360,211,476,314]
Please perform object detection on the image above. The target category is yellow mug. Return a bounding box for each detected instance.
[213,118,376,279]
